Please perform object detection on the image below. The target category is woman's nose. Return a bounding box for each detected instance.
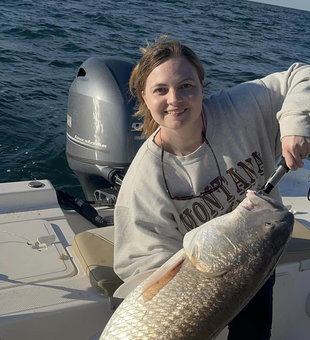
[167,88,182,105]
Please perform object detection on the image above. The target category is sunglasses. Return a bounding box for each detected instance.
[161,132,223,200]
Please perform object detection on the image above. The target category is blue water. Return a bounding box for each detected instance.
[1,0,310,197]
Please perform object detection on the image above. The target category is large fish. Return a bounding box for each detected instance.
[100,191,294,340]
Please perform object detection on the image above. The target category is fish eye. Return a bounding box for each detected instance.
[265,222,275,230]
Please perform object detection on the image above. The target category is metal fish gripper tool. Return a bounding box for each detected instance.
[260,157,290,195]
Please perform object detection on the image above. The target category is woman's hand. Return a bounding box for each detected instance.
[281,136,310,170]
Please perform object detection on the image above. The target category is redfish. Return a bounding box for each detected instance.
[100,191,294,339]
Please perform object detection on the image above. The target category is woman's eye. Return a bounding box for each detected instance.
[154,88,167,94]
[181,83,193,89]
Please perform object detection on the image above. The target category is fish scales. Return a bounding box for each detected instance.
[101,191,294,339]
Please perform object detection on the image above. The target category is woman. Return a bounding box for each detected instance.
[113,36,310,339]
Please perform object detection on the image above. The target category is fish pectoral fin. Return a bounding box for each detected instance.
[141,249,186,301]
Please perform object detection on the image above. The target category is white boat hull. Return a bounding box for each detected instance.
[1,160,310,339]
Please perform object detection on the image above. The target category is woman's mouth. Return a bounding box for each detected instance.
[165,108,187,116]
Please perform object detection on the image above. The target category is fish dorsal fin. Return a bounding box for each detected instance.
[141,250,186,301]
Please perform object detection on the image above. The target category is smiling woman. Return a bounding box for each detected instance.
[129,36,205,139]
[142,57,204,156]
[113,35,310,340]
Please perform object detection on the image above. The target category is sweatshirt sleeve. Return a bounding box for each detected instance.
[113,156,183,286]
[260,62,310,138]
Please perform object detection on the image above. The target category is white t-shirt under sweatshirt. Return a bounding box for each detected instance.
[113,63,310,297]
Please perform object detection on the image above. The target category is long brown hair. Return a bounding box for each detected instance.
[130,36,205,138]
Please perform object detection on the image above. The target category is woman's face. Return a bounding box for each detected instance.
[142,57,204,133]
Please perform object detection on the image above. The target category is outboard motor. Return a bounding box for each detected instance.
[66,57,145,203]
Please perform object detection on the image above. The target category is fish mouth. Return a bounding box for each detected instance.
[239,190,287,212]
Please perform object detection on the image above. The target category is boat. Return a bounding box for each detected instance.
[1,57,310,340]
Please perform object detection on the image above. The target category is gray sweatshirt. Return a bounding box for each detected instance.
[113,63,310,297]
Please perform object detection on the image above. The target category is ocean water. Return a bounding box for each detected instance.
[1,0,310,197]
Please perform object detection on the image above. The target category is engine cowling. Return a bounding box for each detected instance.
[66,57,144,201]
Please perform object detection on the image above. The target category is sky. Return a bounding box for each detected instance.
[247,0,310,12]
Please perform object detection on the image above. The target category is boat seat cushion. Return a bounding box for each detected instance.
[72,227,123,297]
[73,219,310,296]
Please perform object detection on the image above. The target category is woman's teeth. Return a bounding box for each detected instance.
[166,109,186,114]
